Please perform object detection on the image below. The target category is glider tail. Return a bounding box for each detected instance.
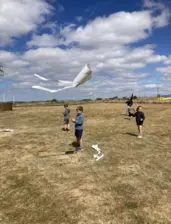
[34,74,49,81]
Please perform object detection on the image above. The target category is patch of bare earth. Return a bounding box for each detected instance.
[0,103,171,224]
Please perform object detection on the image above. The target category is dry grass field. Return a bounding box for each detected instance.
[0,103,171,224]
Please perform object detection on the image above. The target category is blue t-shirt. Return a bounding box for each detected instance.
[64,108,70,120]
[75,113,84,130]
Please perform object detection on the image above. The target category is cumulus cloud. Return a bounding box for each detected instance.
[0,0,53,46]
[58,7,170,48]
[27,34,59,48]
[164,55,171,65]
[157,66,171,81]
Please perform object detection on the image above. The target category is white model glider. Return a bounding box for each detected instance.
[32,64,92,93]
[92,144,104,161]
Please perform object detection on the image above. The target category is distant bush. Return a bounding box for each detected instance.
[51,99,58,102]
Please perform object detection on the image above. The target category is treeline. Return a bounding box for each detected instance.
[12,96,138,104]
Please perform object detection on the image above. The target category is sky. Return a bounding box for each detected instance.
[0,0,171,101]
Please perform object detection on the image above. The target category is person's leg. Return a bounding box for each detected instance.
[76,130,83,151]
[64,122,67,131]
[139,125,142,136]
[137,125,142,138]
[137,125,140,136]
[65,120,69,131]
[79,137,83,148]
[75,130,80,146]
[67,123,70,130]
[76,137,80,146]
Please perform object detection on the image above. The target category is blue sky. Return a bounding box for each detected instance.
[0,0,171,101]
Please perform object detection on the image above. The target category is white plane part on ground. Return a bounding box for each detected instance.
[32,64,92,93]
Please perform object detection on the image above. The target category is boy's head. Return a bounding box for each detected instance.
[76,106,83,114]
[136,106,142,112]
[64,103,68,108]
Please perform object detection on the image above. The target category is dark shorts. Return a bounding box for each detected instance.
[75,129,83,138]
[129,112,134,117]
[136,121,144,126]
[64,119,69,124]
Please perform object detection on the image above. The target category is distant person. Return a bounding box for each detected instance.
[128,106,135,118]
[133,106,145,138]
[72,106,84,151]
[126,100,133,115]
[63,104,70,131]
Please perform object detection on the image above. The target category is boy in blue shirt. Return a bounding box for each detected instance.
[72,106,84,151]
[63,104,70,131]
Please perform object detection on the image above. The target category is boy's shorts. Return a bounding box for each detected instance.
[64,119,69,124]
[136,121,144,126]
[75,129,83,138]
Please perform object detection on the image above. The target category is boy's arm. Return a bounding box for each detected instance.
[133,112,137,117]
[75,116,84,125]
[63,110,67,116]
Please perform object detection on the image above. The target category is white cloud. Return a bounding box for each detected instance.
[0,51,17,63]
[27,34,59,48]
[156,66,171,81]
[42,21,58,33]
[143,0,165,10]
[0,42,165,90]
[0,0,53,46]
[144,83,158,88]
[164,55,171,65]
[59,6,170,48]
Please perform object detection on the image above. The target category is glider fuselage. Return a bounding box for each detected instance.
[73,64,92,87]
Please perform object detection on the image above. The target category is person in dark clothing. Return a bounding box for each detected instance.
[128,106,135,118]
[133,106,145,138]
[63,104,70,131]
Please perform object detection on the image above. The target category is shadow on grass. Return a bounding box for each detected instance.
[61,128,69,131]
[69,142,79,147]
[124,132,137,137]
[65,142,78,154]
[65,150,76,155]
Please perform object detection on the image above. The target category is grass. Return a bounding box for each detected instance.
[0,103,171,224]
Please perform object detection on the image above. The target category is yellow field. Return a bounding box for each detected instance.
[0,103,171,224]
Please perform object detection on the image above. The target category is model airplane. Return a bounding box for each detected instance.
[92,144,104,161]
[32,64,93,93]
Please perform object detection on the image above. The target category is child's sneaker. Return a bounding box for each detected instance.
[75,147,84,152]
[137,135,142,138]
